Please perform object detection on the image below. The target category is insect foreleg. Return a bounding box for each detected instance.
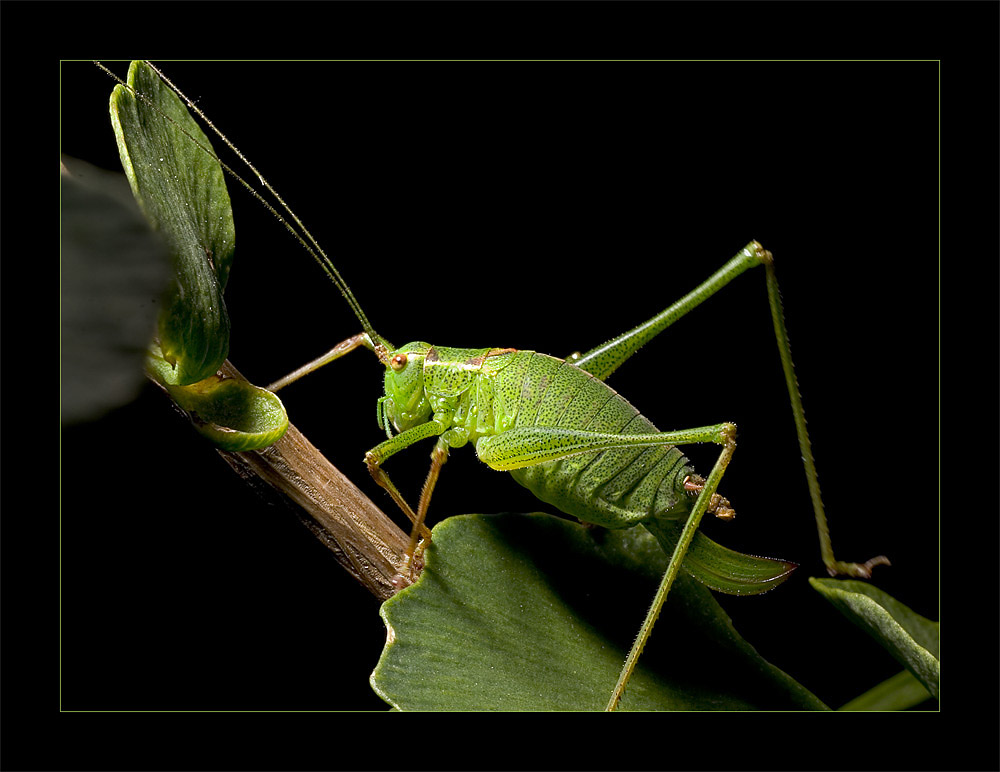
[606,423,738,711]
[398,439,451,586]
[365,419,447,581]
[267,332,383,392]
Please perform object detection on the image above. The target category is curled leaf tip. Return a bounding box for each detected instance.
[160,373,289,451]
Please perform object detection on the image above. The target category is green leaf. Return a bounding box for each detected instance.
[371,513,827,711]
[154,367,289,452]
[810,578,939,699]
[110,60,235,385]
[838,670,932,711]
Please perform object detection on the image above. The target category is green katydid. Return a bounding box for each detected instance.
[266,241,890,709]
[103,61,890,710]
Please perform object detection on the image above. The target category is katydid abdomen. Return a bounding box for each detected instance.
[492,352,696,531]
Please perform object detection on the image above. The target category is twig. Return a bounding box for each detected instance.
[164,361,408,601]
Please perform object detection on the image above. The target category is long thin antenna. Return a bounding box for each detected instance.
[94,60,390,364]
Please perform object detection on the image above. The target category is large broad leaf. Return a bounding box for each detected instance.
[110,60,234,386]
[810,578,939,699]
[371,513,827,711]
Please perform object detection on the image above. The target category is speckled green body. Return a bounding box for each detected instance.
[361,243,804,601]
[379,344,695,530]
[496,352,695,528]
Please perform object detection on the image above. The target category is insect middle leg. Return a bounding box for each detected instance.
[364,419,450,586]
[375,438,450,588]
[401,439,450,584]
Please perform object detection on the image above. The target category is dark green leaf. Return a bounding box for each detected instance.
[810,578,939,699]
[838,670,932,711]
[372,513,827,711]
[110,60,235,385]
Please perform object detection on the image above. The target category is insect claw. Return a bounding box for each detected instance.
[391,572,412,591]
[825,554,891,579]
[391,539,428,592]
[411,540,427,573]
[708,492,735,521]
[391,545,427,591]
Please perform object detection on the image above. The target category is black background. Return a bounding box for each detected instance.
[36,2,993,768]
[62,56,937,700]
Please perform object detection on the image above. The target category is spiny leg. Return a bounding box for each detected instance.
[566,243,769,381]
[366,454,432,589]
[760,255,889,578]
[367,455,430,590]
[606,423,738,711]
[364,420,446,584]
[476,423,739,472]
[266,332,380,392]
[365,456,432,543]
[567,240,887,578]
[396,439,450,587]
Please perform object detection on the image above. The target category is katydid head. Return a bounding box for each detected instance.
[380,342,433,433]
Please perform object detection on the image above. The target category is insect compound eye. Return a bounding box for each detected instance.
[390,353,408,372]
